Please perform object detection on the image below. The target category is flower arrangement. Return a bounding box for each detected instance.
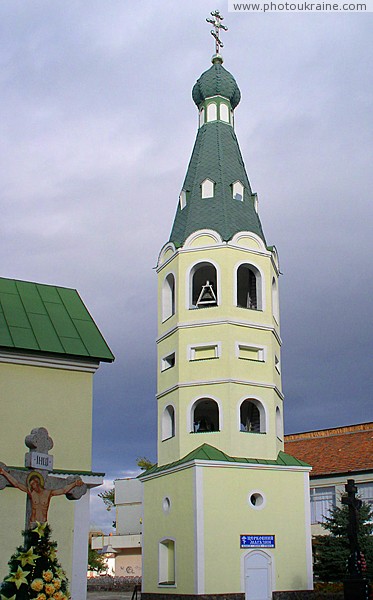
[0,523,71,600]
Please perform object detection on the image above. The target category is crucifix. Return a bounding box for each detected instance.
[0,427,87,530]
[206,10,228,55]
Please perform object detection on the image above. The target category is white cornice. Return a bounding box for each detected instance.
[0,351,99,373]
[157,379,284,401]
[157,318,282,346]
[140,459,311,482]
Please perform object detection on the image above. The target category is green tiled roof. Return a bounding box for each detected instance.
[140,443,310,477]
[192,62,241,109]
[0,277,114,362]
[169,121,266,248]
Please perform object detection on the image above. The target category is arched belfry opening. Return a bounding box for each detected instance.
[191,262,218,308]
[162,273,175,321]
[236,264,262,310]
[192,398,219,433]
[240,399,264,433]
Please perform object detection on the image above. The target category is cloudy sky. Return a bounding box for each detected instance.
[1,1,372,530]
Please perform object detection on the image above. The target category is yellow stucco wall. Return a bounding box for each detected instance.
[142,468,196,594]
[202,466,311,593]
[156,239,283,467]
[142,463,312,595]
[0,361,94,582]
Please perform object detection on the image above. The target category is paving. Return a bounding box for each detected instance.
[87,593,137,600]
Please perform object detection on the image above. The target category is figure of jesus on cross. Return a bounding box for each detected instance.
[0,467,84,527]
[0,427,87,529]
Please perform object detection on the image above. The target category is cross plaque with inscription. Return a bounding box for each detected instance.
[0,427,87,530]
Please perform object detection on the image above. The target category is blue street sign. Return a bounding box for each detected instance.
[240,535,275,548]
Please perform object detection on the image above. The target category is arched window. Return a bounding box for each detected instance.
[162,273,175,321]
[201,178,215,199]
[272,277,279,322]
[207,102,217,122]
[159,539,175,585]
[240,399,265,433]
[191,262,218,308]
[162,405,175,441]
[276,406,283,440]
[192,398,219,433]
[199,107,205,127]
[232,180,244,201]
[220,103,229,123]
[236,264,262,310]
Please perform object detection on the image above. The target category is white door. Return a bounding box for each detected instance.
[244,551,272,600]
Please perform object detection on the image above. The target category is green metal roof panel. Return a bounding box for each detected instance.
[141,444,310,477]
[0,277,114,362]
[169,121,266,247]
[192,63,241,109]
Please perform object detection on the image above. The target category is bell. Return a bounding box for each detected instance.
[196,281,217,306]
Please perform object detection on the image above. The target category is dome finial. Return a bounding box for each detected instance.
[206,9,228,64]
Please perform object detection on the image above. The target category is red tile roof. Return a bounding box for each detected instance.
[284,423,373,478]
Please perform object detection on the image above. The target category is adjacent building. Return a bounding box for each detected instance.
[0,276,114,599]
[285,422,373,536]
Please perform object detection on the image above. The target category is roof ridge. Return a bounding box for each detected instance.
[285,422,373,441]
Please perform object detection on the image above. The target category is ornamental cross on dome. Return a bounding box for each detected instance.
[0,427,87,530]
[206,9,228,55]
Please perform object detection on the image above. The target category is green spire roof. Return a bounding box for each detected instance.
[140,443,310,477]
[0,277,114,362]
[169,62,266,248]
[169,121,266,248]
[192,62,241,109]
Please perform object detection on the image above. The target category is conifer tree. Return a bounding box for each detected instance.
[0,523,70,600]
[314,502,373,582]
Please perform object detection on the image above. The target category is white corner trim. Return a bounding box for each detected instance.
[71,490,90,600]
[0,351,100,373]
[304,471,314,589]
[194,466,205,594]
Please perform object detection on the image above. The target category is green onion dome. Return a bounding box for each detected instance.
[192,59,241,110]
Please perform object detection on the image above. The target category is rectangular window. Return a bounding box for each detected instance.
[357,482,373,507]
[275,355,281,373]
[159,539,175,585]
[161,352,175,371]
[189,343,220,361]
[237,344,265,362]
[310,487,336,524]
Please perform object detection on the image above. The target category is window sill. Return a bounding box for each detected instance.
[191,430,220,434]
[240,430,265,434]
[161,436,175,442]
[158,583,176,588]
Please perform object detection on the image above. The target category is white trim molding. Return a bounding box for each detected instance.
[193,466,205,594]
[184,229,223,248]
[0,351,100,373]
[157,378,284,402]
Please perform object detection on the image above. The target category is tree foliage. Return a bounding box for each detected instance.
[87,545,107,573]
[314,501,373,582]
[136,457,155,471]
[97,488,115,511]
[0,523,70,599]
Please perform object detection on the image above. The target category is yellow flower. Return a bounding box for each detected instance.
[52,579,61,590]
[45,583,56,596]
[19,546,40,567]
[42,570,53,582]
[5,565,30,589]
[37,595,47,600]
[53,592,64,600]
[31,578,44,592]
[32,521,47,537]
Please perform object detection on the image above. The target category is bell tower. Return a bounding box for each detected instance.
[156,33,282,468]
[141,13,313,598]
